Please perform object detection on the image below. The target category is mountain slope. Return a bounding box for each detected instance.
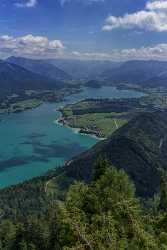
[6,56,71,81]
[143,71,167,87]
[63,111,167,197]
[48,58,121,79]
[0,60,63,96]
[102,60,167,87]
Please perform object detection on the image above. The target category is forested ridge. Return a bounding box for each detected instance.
[1,159,167,249]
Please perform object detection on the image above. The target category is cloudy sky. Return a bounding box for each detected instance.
[1,0,167,60]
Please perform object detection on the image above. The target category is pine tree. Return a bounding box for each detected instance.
[159,168,167,212]
[92,156,110,182]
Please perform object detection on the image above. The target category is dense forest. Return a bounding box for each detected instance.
[1,159,167,249]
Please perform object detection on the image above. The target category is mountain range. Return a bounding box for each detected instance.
[6,56,71,81]
[0,60,64,97]
[2,57,167,98]
[102,60,167,87]
[48,59,167,87]
[47,58,121,79]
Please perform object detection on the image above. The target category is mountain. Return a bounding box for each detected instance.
[62,111,167,198]
[47,58,121,79]
[102,60,167,87]
[143,70,167,87]
[6,56,71,81]
[0,60,62,96]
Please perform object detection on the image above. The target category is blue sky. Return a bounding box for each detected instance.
[0,0,167,60]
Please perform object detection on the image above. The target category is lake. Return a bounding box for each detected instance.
[0,86,145,188]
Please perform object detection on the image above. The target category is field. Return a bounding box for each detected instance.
[59,99,133,138]
[0,99,42,114]
[59,90,167,138]
[66,112,128,137]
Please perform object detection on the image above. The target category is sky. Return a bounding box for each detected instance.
[0,0,167,60]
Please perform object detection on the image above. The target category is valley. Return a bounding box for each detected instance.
[3,0,167,248]
[0,86,144,189]
[1,59,167,249]
[0,62,167,189]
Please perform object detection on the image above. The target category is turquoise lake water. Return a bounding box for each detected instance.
[0,86,145,189]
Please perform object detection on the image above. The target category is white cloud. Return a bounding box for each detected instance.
[70,43,167,61]
[0,34,64,58]
[15,0,104,8]
[15,0,37,8]
[60,0,104,5]
[71,51,113,60]
[2,35,167,61]
[103,0,167,32]
[146,0,167,10]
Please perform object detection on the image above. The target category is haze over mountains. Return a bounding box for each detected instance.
[0,57,73,97]
[1,57,167,97]
[7,56,71,81]
[27,57,167,87]
[47,58,121,79]
[0,60,63,96]
[103,60,167,87]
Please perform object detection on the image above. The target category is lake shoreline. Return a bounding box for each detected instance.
[0,87,83,115]
[0,99,43,115]
[55,115,106,140]
[0,86,146,189]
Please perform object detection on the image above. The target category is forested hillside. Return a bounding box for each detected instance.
[1,160,167,249]
[63,111,167,197]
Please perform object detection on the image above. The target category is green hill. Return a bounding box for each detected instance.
[63,111,167,198]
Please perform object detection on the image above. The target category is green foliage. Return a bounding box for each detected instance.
[63,167,158,249]
[1,161,167,249]
[159,169,167,212]
[92,156,110,181]
[0,178,50,220]
[66,111,167,198]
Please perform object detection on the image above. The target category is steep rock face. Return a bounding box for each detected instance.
[64,112,167,197]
